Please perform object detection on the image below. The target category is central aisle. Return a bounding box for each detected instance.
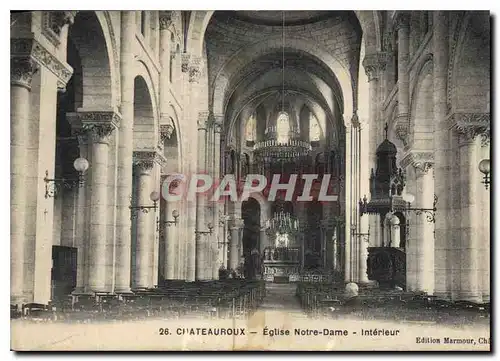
[256,283,305,313]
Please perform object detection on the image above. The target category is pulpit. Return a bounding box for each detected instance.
[367,247,406,289]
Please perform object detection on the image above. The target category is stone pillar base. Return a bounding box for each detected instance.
[359,280,378,288]
[114,288,133,294]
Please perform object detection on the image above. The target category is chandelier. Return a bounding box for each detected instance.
[252,12,312,163]
[253,125,312,162]
[265,198,299,236]
[265,210,299,236]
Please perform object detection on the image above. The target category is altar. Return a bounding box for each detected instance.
[261,204,302,283]
[262,246,300,283]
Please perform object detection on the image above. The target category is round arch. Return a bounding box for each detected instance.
[242,192,271,226]
[133,74,156,150]
[161,104,183,171]
[68,11,118,110]
[188,10,380,59]
[96,11,120,106]
[133,60,160,138]
[225,65,340,122]
[211,35,353,123]
[185,11,382,124]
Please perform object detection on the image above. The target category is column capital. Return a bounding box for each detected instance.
[213,122,223,134]
[160,123,175,142]
[362,52,391,81]
[394,114,410,147]
[11,38,73,90]
[82,124,116,143]
[448,112,490,146]
[11,56,38,89]
[393,11,411,32]
[198,111,211,128]
[159,11,179,31]
[400,150,434,172]
[133,150,166,171]
[41,11,76,46]
[67,109,121,143]
[211,113,224,131]
[181,53,190,73]
[414,162,433,177]
[188,56,204,83]
[230,218,245,229]
[351,112,360,128]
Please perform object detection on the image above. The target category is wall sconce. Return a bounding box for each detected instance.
[359,195,368,216]
[195,222,214,235]
[478,159,490,190]
[157,209,180,231]
[350,224,370,242]
[44,157,89,198]
[402,193,438,223]
[217,238,229,248]
[157,210,180,237]
[130,191,160,220]
[219,210,230,227]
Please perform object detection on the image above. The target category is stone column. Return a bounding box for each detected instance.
[414,162,435,294]
[332,226,339,272]
[211,119,223,279]
[362,53,389,248]
[344,125,352,282]
[85,120,118,293]
[11,57,37,305]
[391,219,401,247]
[132,151,161,289]
[432,11,450,299]
[259,226,268,254]
[134,159,151,289]
[162,189,177,280]
[222,223,229,268]
[195,111,209,280]
[158,12,176,281]
[350,116,360,281]
[479,136,490,302]
[358,121,370,283]
[229,219,244,272]
[395,12,410,122]
[73,133,89,294]
[159,12,175,89]
[115,10,136,294]
[456,129,482,302]
[219,200,229,270]
[184,55,203,282]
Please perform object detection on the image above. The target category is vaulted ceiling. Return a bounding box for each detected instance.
[204,10,363,144]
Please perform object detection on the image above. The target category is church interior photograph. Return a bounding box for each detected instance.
[10,10,490,326]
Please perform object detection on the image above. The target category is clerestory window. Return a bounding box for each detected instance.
[277,111,290,144]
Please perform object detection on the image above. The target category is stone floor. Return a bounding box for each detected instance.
[257,283,305,312]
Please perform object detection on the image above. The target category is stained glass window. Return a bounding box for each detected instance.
[245,115,256,142]
[309,113,321,141]
[277,111,290,144]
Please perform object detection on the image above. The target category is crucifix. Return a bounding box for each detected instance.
[384,122,389,139]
